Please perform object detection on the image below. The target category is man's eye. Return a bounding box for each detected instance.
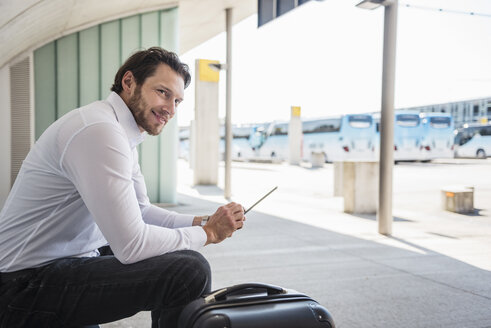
[158,89,167,95]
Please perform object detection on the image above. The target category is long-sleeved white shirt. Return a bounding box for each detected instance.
[0,92,207,272]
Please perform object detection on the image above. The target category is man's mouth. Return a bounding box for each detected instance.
[152,110,167,125]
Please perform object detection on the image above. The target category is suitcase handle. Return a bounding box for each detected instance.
[204,283,287,304]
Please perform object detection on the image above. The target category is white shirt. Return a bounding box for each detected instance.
[0,92,207,272]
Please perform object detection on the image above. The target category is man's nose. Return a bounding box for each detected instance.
[164,99,176,117]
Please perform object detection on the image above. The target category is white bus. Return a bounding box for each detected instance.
[373,111,425,161]
[302,116,343,162]
[303,114,375,162]
[249,114,376,163]
[454,123,491,158]
[393,111,425,161]
[337,114,375,161]
[420,113,455,160]
[179,125,256,162]
[249,121,289,161]
[219,125,256,161]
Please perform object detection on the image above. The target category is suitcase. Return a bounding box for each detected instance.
[178,282,335,328]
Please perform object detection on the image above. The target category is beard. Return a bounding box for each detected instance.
[127,86,165,136]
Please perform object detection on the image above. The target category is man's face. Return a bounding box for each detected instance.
[126,64,184,136]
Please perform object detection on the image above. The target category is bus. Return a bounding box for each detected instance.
[393,111,425,161]
[454,123,491,158]
[373,111,425,161]
[179,124,256,162]
[337,114,375,161]
[249,114,376,163]
[303,114,375,162]
[219,124,256,161]
[302,116,343,162]
[249,121,289,161]
[420,113,455,160]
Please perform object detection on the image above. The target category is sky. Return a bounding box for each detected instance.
[177,0,491,127]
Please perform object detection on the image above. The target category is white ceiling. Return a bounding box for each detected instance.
[0,0,257,69]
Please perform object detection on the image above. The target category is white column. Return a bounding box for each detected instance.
[333,161,343,197]
[193,59,220,185]
[224,7,233,199]
[343,161,379,214]
[288,106,302,165]
[189,120,195,169]
[378,1,398,235]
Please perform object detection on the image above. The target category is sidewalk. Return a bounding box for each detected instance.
[103,159,491,328]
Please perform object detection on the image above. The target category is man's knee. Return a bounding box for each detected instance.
[177,250,211,295]
[182,250,210,273]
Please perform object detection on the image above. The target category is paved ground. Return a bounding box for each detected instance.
[103,158,491,328]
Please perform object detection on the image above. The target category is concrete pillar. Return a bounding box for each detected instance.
[377,0,398,235]
[333,161,343,197]
[310,152,324,168]
[289,106,302,165]
[343,161,379,214]
[193,59,220,185]
[189,120,195,169]
[441,186,474,213]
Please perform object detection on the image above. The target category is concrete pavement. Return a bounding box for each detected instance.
[103,158,491,328]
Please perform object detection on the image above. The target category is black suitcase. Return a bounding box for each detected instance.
[178,282,335,328]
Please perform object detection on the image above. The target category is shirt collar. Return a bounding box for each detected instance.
[106,92,146,148]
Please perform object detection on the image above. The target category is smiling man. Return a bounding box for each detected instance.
[0,47,245,328]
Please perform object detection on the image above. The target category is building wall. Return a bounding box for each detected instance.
[32,8,179,203]
[400,97,491,128]
[0,65,11,208]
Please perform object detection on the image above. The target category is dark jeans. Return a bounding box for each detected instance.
[0,249,211,328]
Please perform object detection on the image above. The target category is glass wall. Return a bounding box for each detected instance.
[33,8,179,203]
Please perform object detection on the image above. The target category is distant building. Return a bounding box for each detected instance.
[399,97,491,128]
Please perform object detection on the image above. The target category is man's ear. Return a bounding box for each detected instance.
[121,71,135,94]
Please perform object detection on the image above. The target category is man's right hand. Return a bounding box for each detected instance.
[202,202,245,245]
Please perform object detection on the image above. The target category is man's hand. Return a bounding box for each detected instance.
[202,202,245,245]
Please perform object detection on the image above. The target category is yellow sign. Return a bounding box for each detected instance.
[198,59,220,82]
[291,106,301,117]
[480,117,488,124]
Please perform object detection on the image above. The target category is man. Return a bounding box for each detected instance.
[0,47,245,327]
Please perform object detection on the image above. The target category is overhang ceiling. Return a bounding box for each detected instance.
[0,0,257,69]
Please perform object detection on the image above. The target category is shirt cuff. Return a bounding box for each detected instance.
[172,213,195,228]
[142,204,194,228]
[184,226,208,250]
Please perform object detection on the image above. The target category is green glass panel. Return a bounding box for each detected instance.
[159,119,178,203]
[56,34,79,117]
[141,136,160,203]
[139,11,161,202]
[159,7,179,203]
[121,15,140,63]
[79,26,100,106]
[34,42,56,139]
[160,8,178,52]
[100,21,120,100]
[141,12,159,49]
[32,8,180,203]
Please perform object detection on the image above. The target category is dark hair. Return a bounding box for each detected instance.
[111,47,191,93]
